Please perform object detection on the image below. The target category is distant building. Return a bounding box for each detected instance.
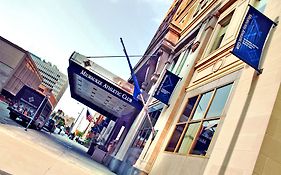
[63,115,75,128]
[0,36,42,98]
[30,53,68,103]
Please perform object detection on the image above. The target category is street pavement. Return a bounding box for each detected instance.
[0,101,115,175]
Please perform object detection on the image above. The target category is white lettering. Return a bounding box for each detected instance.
[122,94,132,103]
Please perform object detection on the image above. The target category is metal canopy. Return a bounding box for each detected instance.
[67,52,143,120]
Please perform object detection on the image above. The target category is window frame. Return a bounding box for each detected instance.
[169,45,192,76]
[209,10,234,53]
[165,83,233,156]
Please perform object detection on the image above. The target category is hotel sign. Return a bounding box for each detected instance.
[232,5,276,73]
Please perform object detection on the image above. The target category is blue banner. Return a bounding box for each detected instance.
[154,70,180,105]
[232,5,275,73]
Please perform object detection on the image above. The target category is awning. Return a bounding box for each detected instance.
[67,52,143,121]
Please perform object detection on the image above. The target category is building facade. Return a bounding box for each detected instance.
[0,36,42,98]
[108,0,281,175]
[30,53,68,103]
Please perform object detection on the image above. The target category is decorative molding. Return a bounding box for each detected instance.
[212,58,224,73]
[191,41,200,52]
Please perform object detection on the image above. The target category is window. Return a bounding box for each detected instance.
[193,0,211,17]
[132,104,163,148]
[254,0,267,12]
[210,12,234,53]
[165,83,233,156]
[169,47,191,76]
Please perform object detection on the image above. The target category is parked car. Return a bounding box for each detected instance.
[43,119,56,133]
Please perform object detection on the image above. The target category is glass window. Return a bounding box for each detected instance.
[132,107,162,148]
[191,120,219,155]
[168,55,179,72]
[166,83,233,156]
[175,49,190,75]
[210,11,234,53]
[165,124,185,152]
[179,96,198,122]
[177,122,200,154]
[206,84,232,118]
[192,91,213,120]
[170,48,191,76]
[254,0,267,12]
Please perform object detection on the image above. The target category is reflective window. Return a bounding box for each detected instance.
[210,11,234,53]
[206,84,232,118]
[166,83,233,156]
[177,122,200,154]
[165,124,185,152]
[192,91,213,120]
[191,120,219,155]
[179,96,198,122]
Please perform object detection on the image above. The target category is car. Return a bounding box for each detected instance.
[43,119,56,133]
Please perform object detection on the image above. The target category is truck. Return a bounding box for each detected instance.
[7,85,53,130]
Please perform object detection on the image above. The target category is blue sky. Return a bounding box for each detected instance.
[0,0,173,123]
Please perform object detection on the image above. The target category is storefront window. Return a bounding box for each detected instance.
[165,83,233,156]
[179,96,198,122]
[132,104,163,148]
[206,84,232,118]
[191,119,219,155]
[165,124,185,152]
[177,122,200,154]
[192,91,212,120]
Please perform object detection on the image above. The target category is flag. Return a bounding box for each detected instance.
[86,109,93,122]
[120,38,141,100]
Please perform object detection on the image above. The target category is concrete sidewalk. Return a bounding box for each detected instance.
[0,127,112,175]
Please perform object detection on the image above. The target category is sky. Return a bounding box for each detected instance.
[0,0,173,130]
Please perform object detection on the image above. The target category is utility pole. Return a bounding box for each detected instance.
[70,106,85,133]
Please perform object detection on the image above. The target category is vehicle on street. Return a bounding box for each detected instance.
[43,119,56,133]
[7,85,53,130]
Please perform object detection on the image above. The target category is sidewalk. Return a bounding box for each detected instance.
[0,127,111,175]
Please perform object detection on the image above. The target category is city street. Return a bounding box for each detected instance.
[0,101,115,175]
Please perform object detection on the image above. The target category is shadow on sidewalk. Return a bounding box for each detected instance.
[0,169,12,175]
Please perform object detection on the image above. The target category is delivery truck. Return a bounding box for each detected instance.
[7,85,53,130]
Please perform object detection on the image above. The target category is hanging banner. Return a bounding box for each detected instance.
[232,5,276,73]
[154,70,180,105]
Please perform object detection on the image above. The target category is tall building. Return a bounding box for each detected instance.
[105,0,281,175]
[30,53,68,103]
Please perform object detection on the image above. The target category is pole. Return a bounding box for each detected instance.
[71,107,85,133]
[82,121,92,139]
[25,95,48,131]
[120,38,155,137]
[86,54,157,59]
